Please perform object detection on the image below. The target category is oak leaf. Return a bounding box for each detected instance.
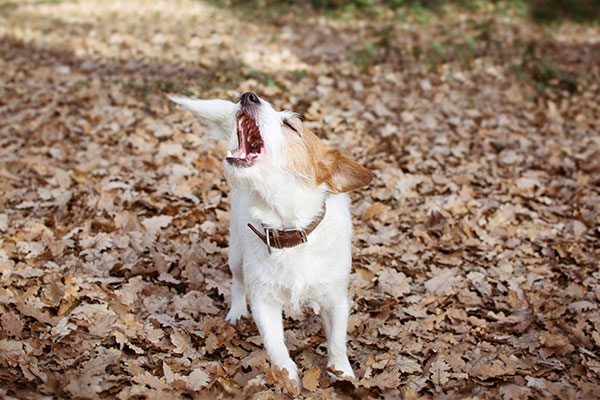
[302,367,321,392]
[429,358,451,386]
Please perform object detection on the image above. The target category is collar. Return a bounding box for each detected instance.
[247,203,326,254]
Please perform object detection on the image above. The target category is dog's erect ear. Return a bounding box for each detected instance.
[321,150,373,194]
[168,96,237,140]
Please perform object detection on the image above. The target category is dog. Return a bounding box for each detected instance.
[168,92,373,386]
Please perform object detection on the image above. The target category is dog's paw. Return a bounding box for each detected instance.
[290,371,302,388]
[266,365,301,396]
[326,363,355,381]
[280,364,301,388]
[225,307,250,325]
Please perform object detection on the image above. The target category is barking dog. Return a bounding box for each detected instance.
[169,92,373,385]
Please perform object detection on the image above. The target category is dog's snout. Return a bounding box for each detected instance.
[241,92,260,106]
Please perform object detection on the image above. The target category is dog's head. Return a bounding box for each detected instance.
[225,92,373,194]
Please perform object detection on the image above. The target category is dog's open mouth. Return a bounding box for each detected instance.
[226,113,265,168]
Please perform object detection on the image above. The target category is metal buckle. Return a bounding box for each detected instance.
[264,226,272,254]
[272,229,281,249]
[299,229,308,243]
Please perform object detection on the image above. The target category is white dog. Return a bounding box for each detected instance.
[169,92,373,385]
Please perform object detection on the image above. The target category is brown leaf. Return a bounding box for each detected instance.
[0,310,24,337]
[302,367,321,392]
[264,366,300,397]
[378,268,411,298]
[395,356,422,374]
[241,349,269,370]
[186,368,211,391]
[424,267,461,295]
[132,371,169,391]
[364,368,400,390]
[141,215,173,237]
[429,358,450,386]
[479,362,517,379]
[363,202,387,221]
[115,275,145,307]
[540,331,568,348]
[170,329,198,358]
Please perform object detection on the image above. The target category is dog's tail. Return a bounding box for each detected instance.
[168,95,237,140]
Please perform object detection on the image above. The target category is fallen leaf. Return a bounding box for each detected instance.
[302,367,321,392]
[429,358,450,386]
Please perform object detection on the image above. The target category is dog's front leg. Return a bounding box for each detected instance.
[225,266,249,324]
[321,296,355,379]
[250,296,300,385]
[225,228,249,324]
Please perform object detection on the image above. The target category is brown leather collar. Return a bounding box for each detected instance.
[247,204,326,253]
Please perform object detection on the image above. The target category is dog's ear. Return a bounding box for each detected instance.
[168,96,236,140]
[321,150,373,194]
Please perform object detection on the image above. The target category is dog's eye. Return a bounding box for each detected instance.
[283,120,299,134]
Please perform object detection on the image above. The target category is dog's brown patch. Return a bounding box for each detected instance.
[283,119,373,193]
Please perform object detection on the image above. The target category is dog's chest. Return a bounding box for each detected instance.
[248,240,347,308]
[232,192,353,310]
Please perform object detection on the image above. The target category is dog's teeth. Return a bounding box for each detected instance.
[227,150,233,157]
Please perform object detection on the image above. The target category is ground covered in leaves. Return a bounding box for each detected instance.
[1,1,599,398]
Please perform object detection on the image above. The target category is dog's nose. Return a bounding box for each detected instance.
[241,92,260,106]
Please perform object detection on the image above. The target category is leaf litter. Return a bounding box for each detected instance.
[0,0,599,398]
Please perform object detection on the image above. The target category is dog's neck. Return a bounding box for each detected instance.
[245,174,327,230]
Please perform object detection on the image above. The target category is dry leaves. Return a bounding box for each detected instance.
[302,367,321,392]
[1,0,599,398]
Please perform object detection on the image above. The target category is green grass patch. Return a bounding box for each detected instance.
[208,0,600,25]
[347,41,380,71]
[292,69,308,78]
[528,0,600,23]
[515,42,580,94]
[249,70,284,89]
[124,79,196,98]
[417,35,483,70]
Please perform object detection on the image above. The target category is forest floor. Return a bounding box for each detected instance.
[0,0,599,398]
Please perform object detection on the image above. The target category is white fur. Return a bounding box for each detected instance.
[167,95,236,140]
[169,94,357,385]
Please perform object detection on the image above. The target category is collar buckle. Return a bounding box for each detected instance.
[264,226,272,254]
[247,202,326,253]
[299,229,308,243]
